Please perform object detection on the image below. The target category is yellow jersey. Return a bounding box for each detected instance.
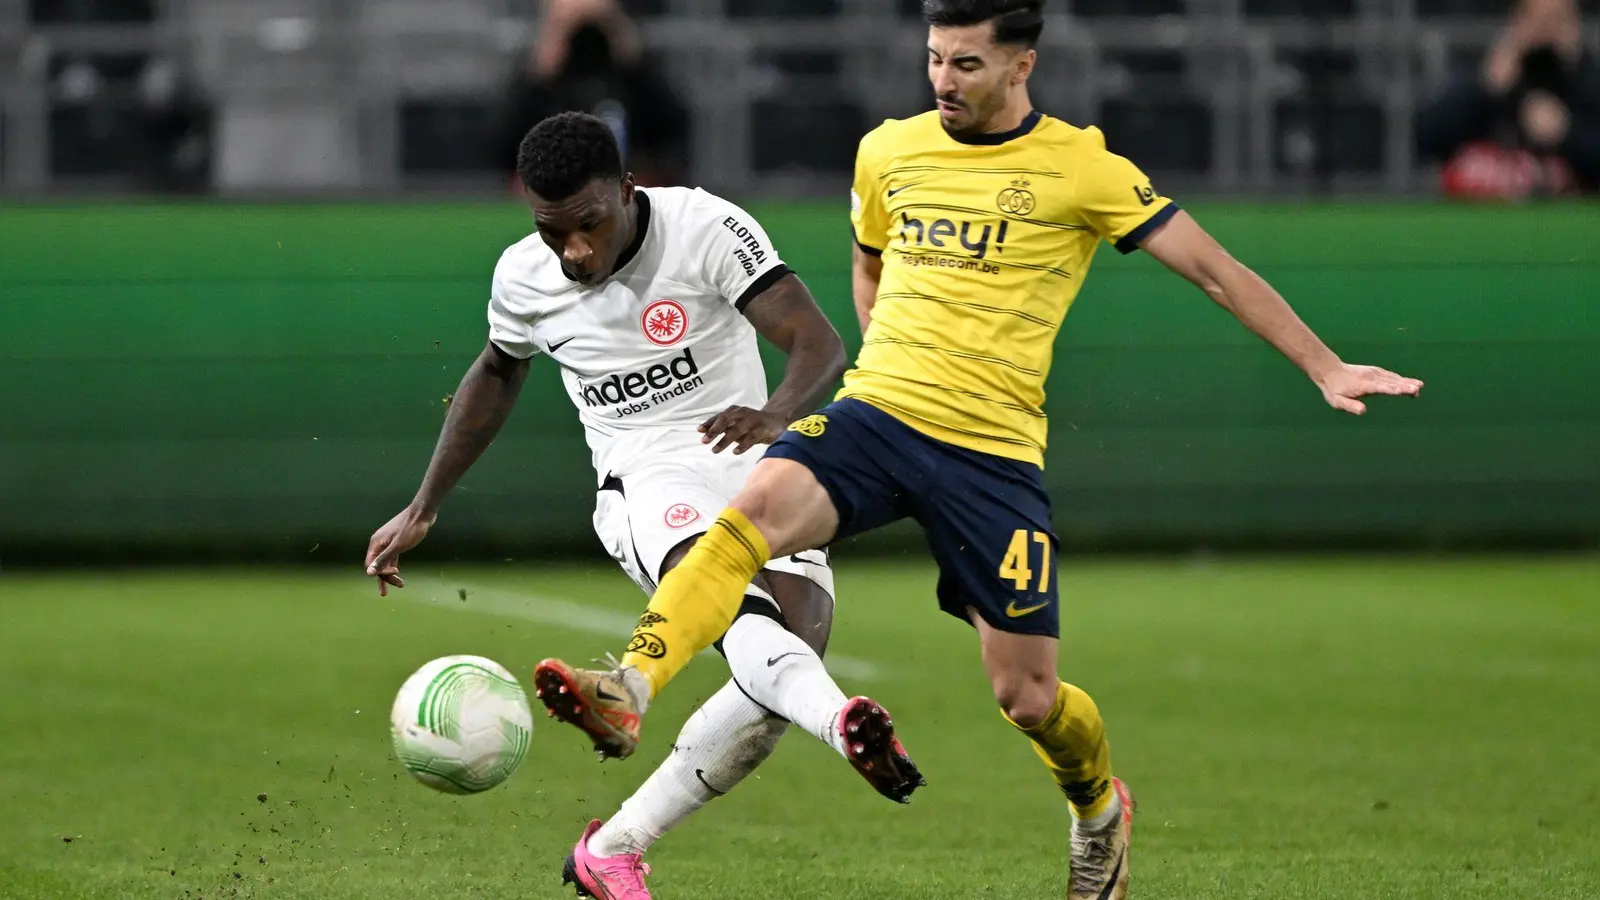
[843,110,1177,467]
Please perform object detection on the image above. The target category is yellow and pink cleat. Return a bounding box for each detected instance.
[533,657,645,760]
[1069,777,1135,900]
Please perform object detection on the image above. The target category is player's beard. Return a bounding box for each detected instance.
[938,85,1009,140]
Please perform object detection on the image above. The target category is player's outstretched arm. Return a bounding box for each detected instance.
[365,339,531,594]
[1139,211,1424,415]
[699,273,847,454]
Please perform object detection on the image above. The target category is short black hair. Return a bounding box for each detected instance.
[922,0,1045,47]
[515,111,624,201]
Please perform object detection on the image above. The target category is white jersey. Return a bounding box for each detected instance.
[487,187,789,483]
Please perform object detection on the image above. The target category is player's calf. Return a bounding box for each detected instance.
[716,593,925,803]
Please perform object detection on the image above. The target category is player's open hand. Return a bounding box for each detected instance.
[365,505,437,596]
[1316,363,1424,415]
[699,405,787,454]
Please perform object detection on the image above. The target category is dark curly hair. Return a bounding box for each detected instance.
[922,0,1045,47]
[515,111,624,201]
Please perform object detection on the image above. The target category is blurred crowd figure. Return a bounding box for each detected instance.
[1416,0,1600,198]
[132,56,213,193]
[489,0,692,191]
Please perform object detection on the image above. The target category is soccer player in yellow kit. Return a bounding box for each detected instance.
[525,1,1423,896]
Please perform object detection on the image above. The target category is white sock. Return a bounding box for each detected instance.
[1073,789,1123,834]
[618,666,652,715]
[587,681,785,858]
[721,613,849,758]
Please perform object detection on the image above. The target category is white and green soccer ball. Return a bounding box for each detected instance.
[390,655,534,795]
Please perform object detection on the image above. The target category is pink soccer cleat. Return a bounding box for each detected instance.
[837,696,926,804]
[561,819,653,899]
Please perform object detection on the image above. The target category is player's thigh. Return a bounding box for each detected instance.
[918,448,1060,637]
[728,458,841,558]
[915,447,1061,716]
[752,399,919,558]
[660,527,835,657]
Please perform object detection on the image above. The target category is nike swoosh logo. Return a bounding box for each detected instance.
[1096,848,1127,900]
[694,768,727,796]
[580,862,612,899]
[766,652,803,667]
[887,183,918,197]
[788,551,825,566]
[1005,600,1050,618]
[546,336,575,353]
[594,685,623,702]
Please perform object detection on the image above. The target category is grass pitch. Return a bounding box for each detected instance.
[1,556,1596,899]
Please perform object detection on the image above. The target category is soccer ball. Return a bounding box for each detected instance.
[390,655,534,795]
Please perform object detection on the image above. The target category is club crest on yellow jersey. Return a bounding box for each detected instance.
[996,177,1036,215]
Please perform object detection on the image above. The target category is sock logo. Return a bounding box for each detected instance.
[627,632,668,659]
[637,611,668,627]
[694,768,728,796]
[766,651,803,667]
[1059,776,1111,810]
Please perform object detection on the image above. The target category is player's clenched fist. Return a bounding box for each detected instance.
[698,405,788,454]
[365,505,436,596]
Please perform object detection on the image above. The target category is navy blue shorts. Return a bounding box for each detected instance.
[765,398,1059,638]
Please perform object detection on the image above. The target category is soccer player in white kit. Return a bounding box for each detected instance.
[365,112,923,899]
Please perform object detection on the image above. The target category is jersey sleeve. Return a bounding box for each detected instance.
[1074,134,1181,255]
[486,251,541,359]
[850,126,891,256]
[694,192,792,311]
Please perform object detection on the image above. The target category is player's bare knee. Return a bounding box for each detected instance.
[729,483,779,533]
[993,670,1058,729]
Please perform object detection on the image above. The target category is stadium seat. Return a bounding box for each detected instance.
[1072,0,1186,18]
[751,99,865,174]
[727,0,840,18]
[44,51,149,176]
[1414,0,1514,16]
[1243,0,1357,17]
[1265,46,1384,176]
[1273,98,1385,175]
[400,99,496,175]
[27,0,156,23]
[1100,98,1214,174]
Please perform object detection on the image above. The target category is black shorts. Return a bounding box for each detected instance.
[765,398,1059,638]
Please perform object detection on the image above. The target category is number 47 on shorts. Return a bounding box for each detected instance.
[998,529,1052,592]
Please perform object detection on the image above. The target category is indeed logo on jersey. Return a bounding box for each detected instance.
[722,217,767,277]
[897,212,1008,272]
[579,348,706,418]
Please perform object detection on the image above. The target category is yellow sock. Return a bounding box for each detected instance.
[1006,681,1115,820]
[620,508,770,697]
